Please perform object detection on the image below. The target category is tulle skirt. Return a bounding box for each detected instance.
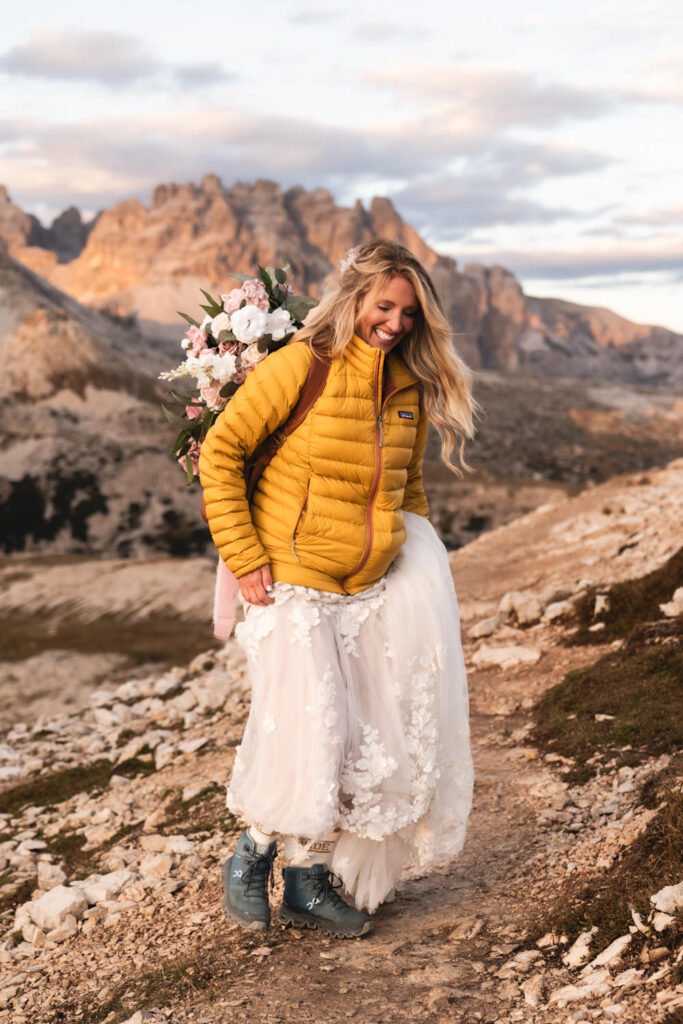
[228,511,474,913]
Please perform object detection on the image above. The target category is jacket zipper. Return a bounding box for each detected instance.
[340,371,416,593]
[291,482,310,563]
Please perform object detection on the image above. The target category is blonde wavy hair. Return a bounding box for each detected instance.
[293,238,479,476]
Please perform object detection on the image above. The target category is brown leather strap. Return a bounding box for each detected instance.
[245,351,331,502]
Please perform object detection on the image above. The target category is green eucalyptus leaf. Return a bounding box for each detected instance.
[219,381,239,398]
[168,388,199,405]
[274,267,287,285]
[162,404,191,429]
[185,456,195,485]
[258,266,275,294]
[178,311,200,327]
[172,429,188,453]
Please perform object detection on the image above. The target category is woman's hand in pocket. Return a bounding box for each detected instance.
[239,564,275,606]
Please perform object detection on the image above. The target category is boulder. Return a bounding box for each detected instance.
[499,590,544,625]
[562,927,597,967]
[651,881,683,914]
[79,869,137,904]
[29,884,88,931]
[471,644,542,670]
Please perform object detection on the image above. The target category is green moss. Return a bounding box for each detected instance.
[530,764,683,956]
[160,783,239,836]
[0,876,36,918]
[0,612,220,667]
[531,618,682,783]
[565,545,683,647]
[41,830,101,878]
[0,756,156,818]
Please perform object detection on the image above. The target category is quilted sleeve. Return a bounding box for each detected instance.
[401,401,430,518]
[198,341,313,578]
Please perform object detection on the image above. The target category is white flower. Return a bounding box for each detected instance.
[340,246,360,274]
[210,312,231,337]
[267,307,295,341]
[185,351,236,387]
[200,314,212,331]
[230,304,269,344]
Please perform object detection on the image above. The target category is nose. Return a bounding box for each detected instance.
[385,309,403,333]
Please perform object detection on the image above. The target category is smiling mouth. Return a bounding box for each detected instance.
[375,328,397,342]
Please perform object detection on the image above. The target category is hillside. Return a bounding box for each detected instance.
[0,243,202,558]
[2,178,682,389]
[0,460,680,1022]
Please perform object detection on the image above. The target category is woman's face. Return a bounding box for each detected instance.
[355,275,419,352]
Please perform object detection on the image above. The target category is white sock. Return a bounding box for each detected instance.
[247,823,276,853]
[291,829,340,867]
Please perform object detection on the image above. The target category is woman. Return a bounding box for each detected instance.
[199,238,476,939]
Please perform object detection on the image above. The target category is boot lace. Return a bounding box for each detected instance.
[240,846,276,898]
[306,869,349,911]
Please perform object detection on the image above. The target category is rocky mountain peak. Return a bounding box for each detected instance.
[1,176,681,387]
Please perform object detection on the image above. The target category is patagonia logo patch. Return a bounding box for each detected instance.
[398,410,414,420]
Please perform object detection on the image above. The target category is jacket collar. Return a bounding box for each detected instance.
[345,332,419,388]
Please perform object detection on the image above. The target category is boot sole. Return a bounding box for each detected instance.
[222,858,269,933]
[278,904,373,939]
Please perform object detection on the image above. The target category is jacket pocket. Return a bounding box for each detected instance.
[291,481,311,563]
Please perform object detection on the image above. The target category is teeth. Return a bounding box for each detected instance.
[376,329,395,341]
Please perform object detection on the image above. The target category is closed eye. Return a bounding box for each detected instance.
[378,305,416,316]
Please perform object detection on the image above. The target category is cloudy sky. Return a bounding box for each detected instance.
[2,0,682,330]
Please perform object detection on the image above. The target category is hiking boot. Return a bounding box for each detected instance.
[279,864,373,938]
[222,829,277,932]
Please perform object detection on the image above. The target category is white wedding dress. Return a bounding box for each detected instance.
[228,511,474,913]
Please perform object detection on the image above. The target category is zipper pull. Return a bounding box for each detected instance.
[378,413,383,448]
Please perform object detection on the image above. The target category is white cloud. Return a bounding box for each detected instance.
[365,64,618,130]
[0,28,235,89]
[455,242,683,280]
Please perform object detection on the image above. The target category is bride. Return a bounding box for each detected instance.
[199,238,476,938]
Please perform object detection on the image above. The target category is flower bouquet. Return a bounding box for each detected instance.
[160,263,318,483]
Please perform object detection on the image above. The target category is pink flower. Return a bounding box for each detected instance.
[178,438,202,476]
[186,325,207,356]
[222,287,245,312]
[219,339,240,356]
[221,279,269,314]
[241,280,269,312]
[185,404,203,420]
[241,343,266,369]
[200,379,224,410]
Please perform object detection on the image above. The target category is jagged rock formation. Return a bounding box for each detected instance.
[0,245,202,558]
[3,176,681,387]
[1,231,681,558]
[0,186,94,270]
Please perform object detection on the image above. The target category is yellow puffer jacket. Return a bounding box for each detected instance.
[198,332,430,595]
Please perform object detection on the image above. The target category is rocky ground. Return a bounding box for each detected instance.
[0,459,681,1023]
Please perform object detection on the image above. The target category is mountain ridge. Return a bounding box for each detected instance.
[2,176,681,389]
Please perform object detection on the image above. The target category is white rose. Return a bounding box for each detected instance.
[185,351,235,387]
[267,307,295,341]
[212,351,237,384]
[230,304,269,345]
[210,312,231,337]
